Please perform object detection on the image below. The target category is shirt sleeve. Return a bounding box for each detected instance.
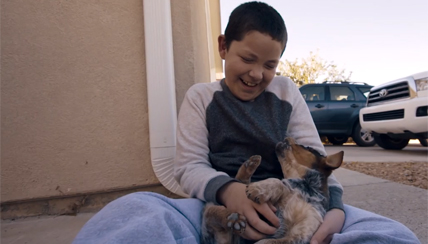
[173,83,232,202]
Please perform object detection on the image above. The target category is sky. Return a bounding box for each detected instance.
[219,0,428,86]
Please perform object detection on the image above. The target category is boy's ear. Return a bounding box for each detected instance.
[218,35,227,59]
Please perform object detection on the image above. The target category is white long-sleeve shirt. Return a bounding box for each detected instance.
[174,76,344,211]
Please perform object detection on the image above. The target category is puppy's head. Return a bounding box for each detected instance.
[275,137,343,180]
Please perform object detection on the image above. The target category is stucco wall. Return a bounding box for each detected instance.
[171,0,213,111]
[1,0,218,204]
[1,0,157,202]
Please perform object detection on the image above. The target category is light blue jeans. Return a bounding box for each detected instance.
[73,192,420,244]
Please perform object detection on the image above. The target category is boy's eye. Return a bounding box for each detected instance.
[265,64,276,70]
[241,57,253,63]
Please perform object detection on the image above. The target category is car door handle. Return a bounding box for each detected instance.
[350,104,359,108]
[315,104,324,108]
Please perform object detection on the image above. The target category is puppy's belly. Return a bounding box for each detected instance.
[269,196,323,240]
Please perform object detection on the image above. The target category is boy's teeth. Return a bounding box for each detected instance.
[242,80,257,87]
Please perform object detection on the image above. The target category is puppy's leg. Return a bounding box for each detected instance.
[282,210,322,244]
[235,155,261,184]
[246,178,291,205]
[202,203,246,244]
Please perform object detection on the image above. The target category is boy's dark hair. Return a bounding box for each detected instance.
[224,1,288,55]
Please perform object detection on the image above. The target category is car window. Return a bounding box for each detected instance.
[300,86,325,101]
[357,87,372,98]
[329,86,355,101]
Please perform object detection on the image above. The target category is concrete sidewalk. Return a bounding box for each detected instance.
[2,168,427,244]
[336,168,427,243]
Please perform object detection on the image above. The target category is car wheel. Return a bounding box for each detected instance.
[374,134,409,150]
[419,139,428,147]
[327,136,348,145]
[352,122,376,147]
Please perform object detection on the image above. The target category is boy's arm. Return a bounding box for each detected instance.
[283,78,344,211]
[311,208,345,244]
[174,84,234,201]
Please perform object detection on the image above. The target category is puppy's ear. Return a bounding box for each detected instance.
[324,151,344,170]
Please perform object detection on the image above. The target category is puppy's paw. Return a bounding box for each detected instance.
[275,139,292,158]
[244,155,261,171]
[226,213,246,233]
[246,183,269,204]
[246,178,284,204]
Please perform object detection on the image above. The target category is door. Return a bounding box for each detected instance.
[299,85,329,132]
[327,85,360,134]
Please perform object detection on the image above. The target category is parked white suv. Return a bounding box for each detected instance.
[359,71,428,150]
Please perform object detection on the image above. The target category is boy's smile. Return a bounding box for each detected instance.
[218,31,284,101]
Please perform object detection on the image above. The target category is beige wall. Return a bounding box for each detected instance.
[1,0,220,204]
[209,0,224,80]
[171,0,217,110]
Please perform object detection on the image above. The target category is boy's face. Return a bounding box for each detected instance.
[218,31,283,101]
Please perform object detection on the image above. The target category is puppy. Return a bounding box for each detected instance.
[201,137,344,244]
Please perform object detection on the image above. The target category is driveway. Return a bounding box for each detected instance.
[324,141,428,163]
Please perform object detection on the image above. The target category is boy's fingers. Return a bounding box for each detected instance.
[267,202,277,212]
[254,203,280,228]
[245,207,278,235]
[239,225,266,240]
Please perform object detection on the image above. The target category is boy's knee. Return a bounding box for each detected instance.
[106,191,168,207]
[127,191,168,200]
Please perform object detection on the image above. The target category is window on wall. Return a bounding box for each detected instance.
[329,86,355,101]
[300,86,325,101]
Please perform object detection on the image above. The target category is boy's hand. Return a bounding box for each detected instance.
[310,208,345,244]
[217,182,280,240]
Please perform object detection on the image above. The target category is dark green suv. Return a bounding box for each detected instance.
[299,81,375,146]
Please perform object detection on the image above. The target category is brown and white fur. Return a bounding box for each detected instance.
[201,137,344,244]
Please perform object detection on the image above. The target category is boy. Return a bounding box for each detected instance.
[74,2,420,244]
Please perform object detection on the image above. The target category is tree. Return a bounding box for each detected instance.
[276,51,352,86]
[323,64,352,82]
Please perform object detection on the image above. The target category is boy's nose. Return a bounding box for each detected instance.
[248,66,263,80]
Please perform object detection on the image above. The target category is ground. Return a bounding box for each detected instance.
[341,161,427,190]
